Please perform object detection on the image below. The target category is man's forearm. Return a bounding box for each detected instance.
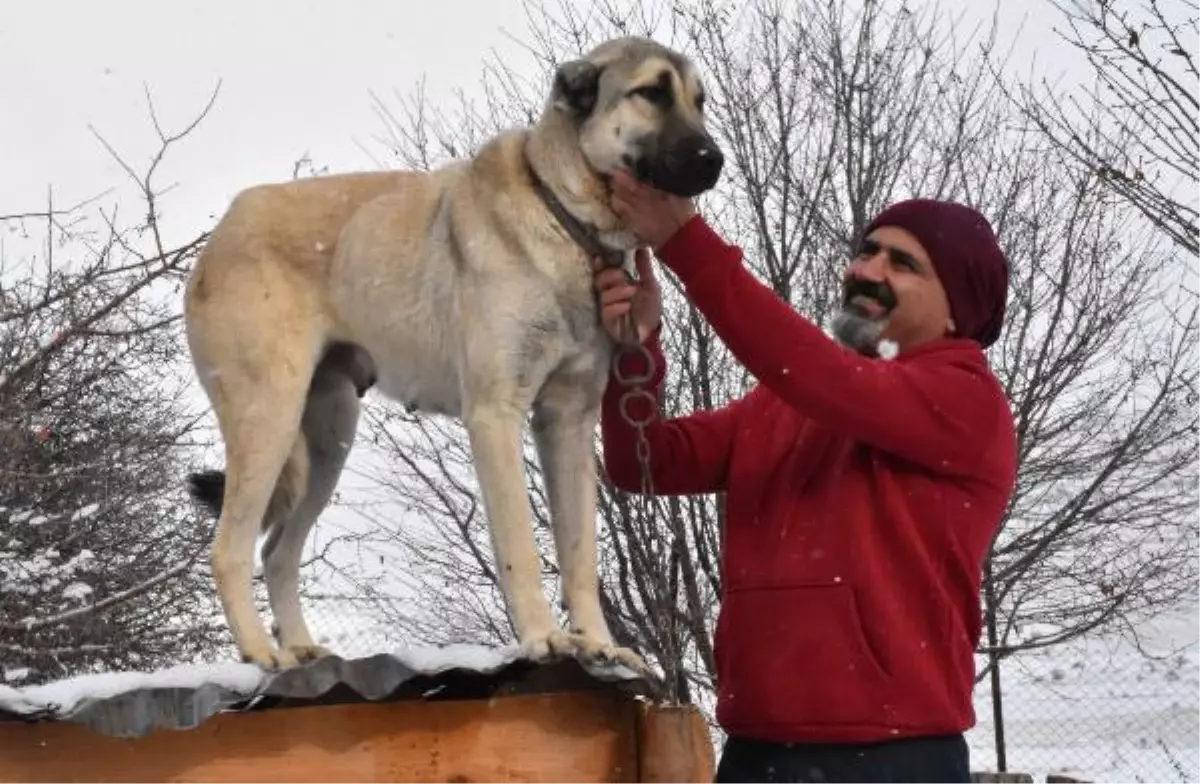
[654,216,1008,474]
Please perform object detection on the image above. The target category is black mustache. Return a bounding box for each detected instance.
[844,278,897,311]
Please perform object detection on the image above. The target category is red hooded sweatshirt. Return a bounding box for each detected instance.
[601,216,1017,744]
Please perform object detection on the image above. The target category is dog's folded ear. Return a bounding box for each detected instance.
[553,59,602,118]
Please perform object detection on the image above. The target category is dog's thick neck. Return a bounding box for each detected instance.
[523,107,632,249]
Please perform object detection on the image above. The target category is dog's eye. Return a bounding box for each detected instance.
[631,84,671,107]
[695,92,706,112]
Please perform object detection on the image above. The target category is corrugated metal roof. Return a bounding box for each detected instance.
[0,647,656,739]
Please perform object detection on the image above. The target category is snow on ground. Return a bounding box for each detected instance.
[966,604,1199,783]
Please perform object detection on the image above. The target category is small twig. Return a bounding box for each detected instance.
[5,561,195,633]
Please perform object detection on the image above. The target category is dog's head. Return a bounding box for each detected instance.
[550,37,724,199]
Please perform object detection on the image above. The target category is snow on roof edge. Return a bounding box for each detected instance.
[0,643,650,738]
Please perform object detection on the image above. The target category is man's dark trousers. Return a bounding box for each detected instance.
[714,732,971,783]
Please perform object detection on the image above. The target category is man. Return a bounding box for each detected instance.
[594,170,1017,783]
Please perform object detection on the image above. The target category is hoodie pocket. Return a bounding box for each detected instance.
[715,582,892,730]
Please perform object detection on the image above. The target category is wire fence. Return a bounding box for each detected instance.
[964,611,1199,784]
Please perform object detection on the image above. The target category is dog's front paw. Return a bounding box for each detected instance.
[240,642,300,671]
[285,643,334,664]
[570,635,651,676]
[603,645,652,677]
[519,628,575,662]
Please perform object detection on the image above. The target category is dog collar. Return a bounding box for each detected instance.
[525,156,626,269]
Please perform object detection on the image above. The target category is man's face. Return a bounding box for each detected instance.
[832,226,954,356]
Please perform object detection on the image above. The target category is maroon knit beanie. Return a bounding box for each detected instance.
[863,199,1009,348]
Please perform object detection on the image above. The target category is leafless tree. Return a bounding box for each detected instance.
[1008,0,1197,256]
[0,89,226,685]
[318,0,1194,719]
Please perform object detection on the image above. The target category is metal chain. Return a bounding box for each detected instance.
[610,307,685,705]
[612,312,658,502]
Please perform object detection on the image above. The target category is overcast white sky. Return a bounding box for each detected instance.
[0,0,1088,248]
[1,0,546,243]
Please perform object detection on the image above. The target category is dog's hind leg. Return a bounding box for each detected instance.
[532,373,649,675]
[261,343,371,664]
[209,373,318,670]
[186,262,326,670]
[206,381,315,669]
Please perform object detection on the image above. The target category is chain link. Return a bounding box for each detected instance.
[610,308,686,705]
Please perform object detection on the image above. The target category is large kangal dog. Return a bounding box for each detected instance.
[185,36,723,671]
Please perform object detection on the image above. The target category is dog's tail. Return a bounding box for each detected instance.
[187,469,227,518]
[186,437,311,536]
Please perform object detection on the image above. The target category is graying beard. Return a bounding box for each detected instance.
[831,308,888,354]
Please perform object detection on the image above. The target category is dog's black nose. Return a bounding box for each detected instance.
[693,142,724,183]
[653,136,727,197]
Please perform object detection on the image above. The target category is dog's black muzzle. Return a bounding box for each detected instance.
[632,134,725,198]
